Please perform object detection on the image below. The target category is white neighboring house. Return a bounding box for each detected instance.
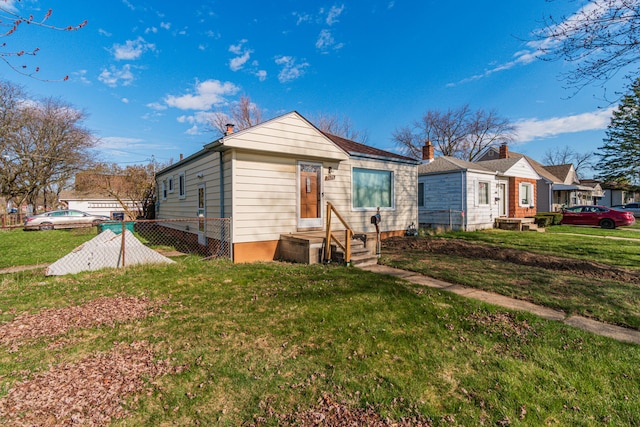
[418,143,540,231]
[154,111,420,263]
[59,191,136,219]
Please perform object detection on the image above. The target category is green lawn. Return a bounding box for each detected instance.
[1,226,640,425]
[0,259,639,426]
[0,227,97,269]
[381,226,640,329]
[439,226,640,269]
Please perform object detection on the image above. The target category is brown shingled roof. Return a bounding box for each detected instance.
[321,131,417,163]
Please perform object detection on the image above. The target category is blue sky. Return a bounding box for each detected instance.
[1,0,627,176]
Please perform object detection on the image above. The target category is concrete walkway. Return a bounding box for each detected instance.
[360,264,640,345]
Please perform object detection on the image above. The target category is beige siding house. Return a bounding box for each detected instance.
[155,111,419,263]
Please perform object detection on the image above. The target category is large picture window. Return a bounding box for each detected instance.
[352,168,393,209]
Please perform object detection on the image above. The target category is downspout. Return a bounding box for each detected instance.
[462,170,467,231]
[219,152,225,218]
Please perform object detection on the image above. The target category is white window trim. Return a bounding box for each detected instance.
[168,176,174,193]
[519,182,534,207]
[478,181,490,205]
[351,167,395,211]
[178,172,186,200]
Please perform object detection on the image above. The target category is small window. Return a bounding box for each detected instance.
[519,182,533,207]
[418,182,425,207]
[161,180,167,200]
[352,168,393,209]
[168,177,174,193]
[178,172,186,199]
[478,181,490,205]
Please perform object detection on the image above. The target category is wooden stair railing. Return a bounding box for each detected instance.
[324,201,354,265]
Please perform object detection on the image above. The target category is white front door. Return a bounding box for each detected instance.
[298,162,323,229]
[498,183,507,217]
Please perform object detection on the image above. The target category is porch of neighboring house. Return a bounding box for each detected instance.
[278,230,380,266]
[494,217,544,232]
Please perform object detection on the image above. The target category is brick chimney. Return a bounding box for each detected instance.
[422,141,435,163]
[225,123,235,135]
[499,143,509,159]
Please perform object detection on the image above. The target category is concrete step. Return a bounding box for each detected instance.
[522,223,546,232]
[331,239,377,266]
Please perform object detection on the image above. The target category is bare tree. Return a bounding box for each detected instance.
[0,3,87,79]
[208,96,264,135]
[393,105,514,161]
[309,112,369,143]
[77,160,161,219]
[535,0,640,94]
[543,145,595,179]
[2,97,95,212]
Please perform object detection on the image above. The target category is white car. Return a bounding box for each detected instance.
[612,203,640,218]
[24,209,110,230]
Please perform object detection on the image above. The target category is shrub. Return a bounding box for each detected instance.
[535,212,563,226]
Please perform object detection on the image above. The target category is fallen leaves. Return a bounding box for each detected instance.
[0,341,181,426]
[0,296,159,351]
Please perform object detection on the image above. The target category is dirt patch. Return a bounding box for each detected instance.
[382,236,640,284]
[0,296,161,352]
[0,341,184,426]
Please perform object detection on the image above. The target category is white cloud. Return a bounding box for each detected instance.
[326,4,345,25]
[73,69,91,85]
[229,39,248,55]
[275,56,309,83]
[1,0,18,12]
[98,28,112,37]
[513,107,615,143]
[112,37,156,60]
[185,125,200,135]
[230,51,252,71]
[147,102,167,111]
[145,27,158,34]
[98,64,134,87]
[228,40,253,71]
[160,22,171,30]
[96,136,145,149]
[293,12,312,25]
[450,1,620,86]
[315,29,343,52]
[121,98,129,104]
[255,70,267,81]
[176,111,219,135]
[164,79,240,110]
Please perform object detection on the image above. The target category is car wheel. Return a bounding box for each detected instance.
[39,222,54,231]
[599,218,615,229]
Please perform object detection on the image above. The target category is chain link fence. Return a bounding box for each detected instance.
[419,209,466,231]
[2,217,232,275]
[130,218,232,260]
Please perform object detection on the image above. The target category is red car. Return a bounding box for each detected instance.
[561,205,636,229]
